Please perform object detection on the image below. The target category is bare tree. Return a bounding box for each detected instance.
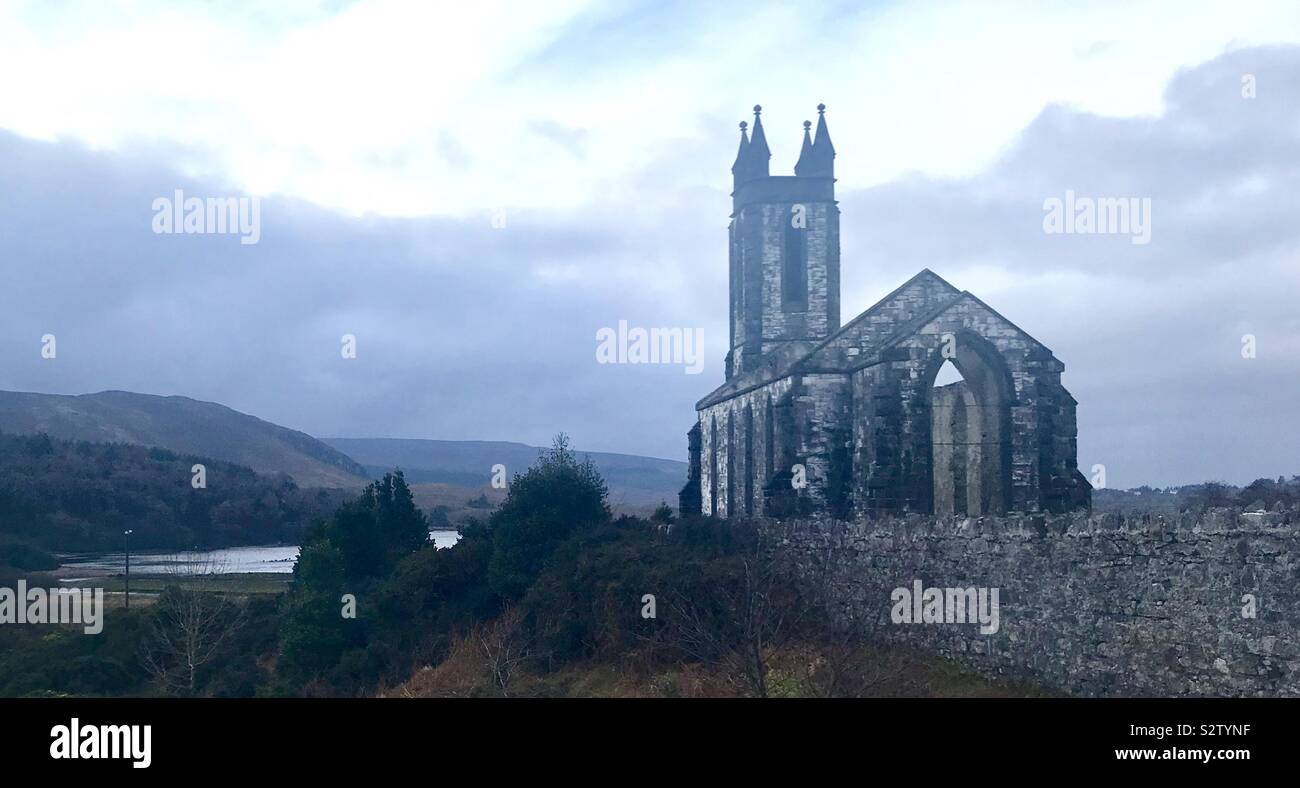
[477,607,531,696]
[796,631,916,698]
[665,534,800,697]
[140,554,246,696]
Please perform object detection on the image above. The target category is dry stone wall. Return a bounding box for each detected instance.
[766,507,1300,696]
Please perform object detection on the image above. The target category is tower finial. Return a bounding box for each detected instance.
[794,118,816,176]
[746,103,770,179]
[800,103,835,178]
[731,119,751,179]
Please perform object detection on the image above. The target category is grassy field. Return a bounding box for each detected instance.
[66,572,292,596]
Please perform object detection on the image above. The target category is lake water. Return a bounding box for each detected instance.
[57,530,462,579]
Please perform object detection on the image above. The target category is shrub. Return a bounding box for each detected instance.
[487,434,609,598]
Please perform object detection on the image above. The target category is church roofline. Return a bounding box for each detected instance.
[843,290,1058,374]
[696,268,960,410]
[695,273,1064,411]
[801,268,960,358]
[695,358,790,410]
[952,290,1055,354]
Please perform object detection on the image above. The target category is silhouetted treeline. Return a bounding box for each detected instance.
[0,431,351,552]
[1092,476,1300,514]
[1211,476,1300,509]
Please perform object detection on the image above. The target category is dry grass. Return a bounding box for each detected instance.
[383,627,1046,699]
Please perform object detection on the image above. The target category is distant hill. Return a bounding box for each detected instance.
[0,390,688,509]
[324,438,687,509]
[0,390,368,488]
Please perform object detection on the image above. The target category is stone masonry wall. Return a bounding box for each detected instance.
[699,377,794,518]
[765,508,1300,696]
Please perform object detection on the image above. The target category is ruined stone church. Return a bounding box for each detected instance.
[680,104,1090,519]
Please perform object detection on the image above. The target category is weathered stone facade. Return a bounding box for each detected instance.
[766,508,1300,697]
[680,105,1090,519]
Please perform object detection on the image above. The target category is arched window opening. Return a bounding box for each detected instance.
[929,342,1010,516]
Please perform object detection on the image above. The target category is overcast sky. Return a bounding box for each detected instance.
[1,0,1298,488]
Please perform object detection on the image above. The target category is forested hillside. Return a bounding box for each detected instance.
[0,432,349,552]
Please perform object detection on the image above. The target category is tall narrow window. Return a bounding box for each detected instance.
[726,413,736,517]
[730,231,742,339]
[709,417,718,515]
[782,221,807,311]
[744,404,754,516]
[764,397,775,478]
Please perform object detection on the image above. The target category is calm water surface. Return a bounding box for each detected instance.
[58,531,461,579]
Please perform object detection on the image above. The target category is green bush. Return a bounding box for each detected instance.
[487,434,609,598]
[278,540,353,682]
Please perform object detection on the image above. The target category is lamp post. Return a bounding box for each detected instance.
[123,529,133,610]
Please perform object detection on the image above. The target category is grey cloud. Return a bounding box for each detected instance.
[2,45,1298,487]
[836,45,1300,486]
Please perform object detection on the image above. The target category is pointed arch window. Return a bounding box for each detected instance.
[782,218,807,311]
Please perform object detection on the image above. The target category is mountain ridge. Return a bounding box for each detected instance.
[0,390,688,508]
[0,389,368,488]
[324,437,686,508]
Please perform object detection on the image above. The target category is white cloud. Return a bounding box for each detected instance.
[3,1,1300,217]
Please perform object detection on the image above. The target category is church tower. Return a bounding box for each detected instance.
[726,104,840,379]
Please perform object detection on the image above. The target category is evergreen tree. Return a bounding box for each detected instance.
[321,471,429,581]
[278,540,349,680]
[488,434,609,598]
[651,502,675,525]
